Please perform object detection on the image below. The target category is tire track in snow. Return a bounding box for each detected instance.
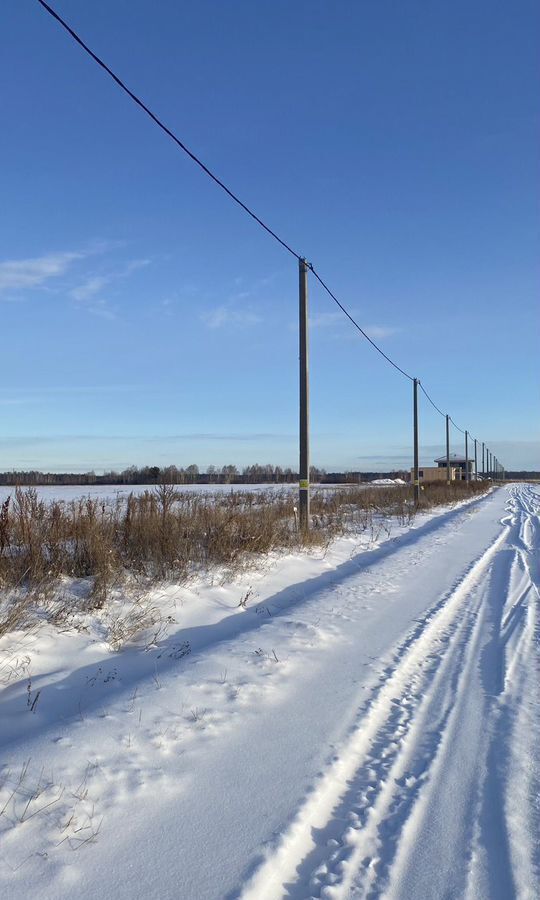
[239,484,540,900]
[461,485,540,900]
[239,518,510,900]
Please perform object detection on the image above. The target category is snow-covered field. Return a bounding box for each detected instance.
[0,484,538,898]
[0,480,403,505]
[0,483,296,504]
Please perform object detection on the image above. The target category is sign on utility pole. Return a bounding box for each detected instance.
[299,258,310,532]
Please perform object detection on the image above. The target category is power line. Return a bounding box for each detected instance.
[310,266,414,381]
[449,416,466,435]
[35,0,301,261]
[34,0,495,462]
[421,385,483,453]
[36,0,417,384]
[418,383,446,419]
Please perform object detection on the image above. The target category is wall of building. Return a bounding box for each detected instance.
[412,466,457,482]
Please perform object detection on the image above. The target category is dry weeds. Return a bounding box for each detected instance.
[0,481,491,641]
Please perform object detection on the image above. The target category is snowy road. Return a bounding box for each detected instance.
[1,485,538,899]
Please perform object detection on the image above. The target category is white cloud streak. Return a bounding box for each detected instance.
[301,312,399,340]
[71,276,109,302]
[201,305,262,329]
[0,251,85,293]
[364,325,399,339]
[70,258,151,313]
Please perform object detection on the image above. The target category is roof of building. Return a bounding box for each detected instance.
[434,453,469,463]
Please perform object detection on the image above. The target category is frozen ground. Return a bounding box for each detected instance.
[0,483,297,504]
[0,484,538,899]
[0,481,403,504]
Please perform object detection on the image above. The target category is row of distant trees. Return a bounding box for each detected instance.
[0,464,410,486]
[0,464,326,486]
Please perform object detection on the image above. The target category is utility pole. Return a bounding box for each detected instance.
[413,378,420,505]
[474,438,478,481]
[465,430,469,484]
[482,442,485,478]
[299,258,310,532]
[446,414,451,484]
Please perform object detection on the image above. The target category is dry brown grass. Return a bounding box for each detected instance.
[0,480,492,639]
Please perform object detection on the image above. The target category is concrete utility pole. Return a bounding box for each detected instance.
[413,378,420,505]
[465,430,470,484]
[474,438,478,481]
[446,414,451,484]
[299,258,310,532]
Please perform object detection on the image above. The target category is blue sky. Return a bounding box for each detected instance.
[1,0,538,473]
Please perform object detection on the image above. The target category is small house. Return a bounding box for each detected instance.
[434,453,475,479]
[411,453,475,484]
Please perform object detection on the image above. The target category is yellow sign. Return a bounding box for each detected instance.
[299,480,309,489]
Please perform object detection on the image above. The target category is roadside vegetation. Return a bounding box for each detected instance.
[0,481,491,641]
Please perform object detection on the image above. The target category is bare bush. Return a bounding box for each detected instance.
[0,481,492,639]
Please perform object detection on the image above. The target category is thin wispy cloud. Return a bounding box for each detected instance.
[201,305,262,329]
[0,251,86,294]
[70,258,151,312]
[0,384,144,396]
[364,325,399,339]
[71,276,109,302]
[310,312,344,328]
[0,246,150,323]
[0,432,294,446]
[292,312,399,340]
[83,300,117,320]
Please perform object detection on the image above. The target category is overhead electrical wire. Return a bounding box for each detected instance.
[418,383,446,419]
[35,0,415,386]
[34,0,494,462]
[449,417,466,435]
[309,266,414,381]
[35,0,301,261]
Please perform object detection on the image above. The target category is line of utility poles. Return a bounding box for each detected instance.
[297,259,504,532]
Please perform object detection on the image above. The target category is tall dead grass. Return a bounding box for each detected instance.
[0,481,491,638]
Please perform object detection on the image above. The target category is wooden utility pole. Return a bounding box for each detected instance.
[446,414,451,484]
[482,442,485,477]
[465,430,469,484]
[474,438,478,481]
[299,258,310,532]
[413,378,420,505]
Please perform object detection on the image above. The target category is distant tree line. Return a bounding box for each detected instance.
[0,464,410,486]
